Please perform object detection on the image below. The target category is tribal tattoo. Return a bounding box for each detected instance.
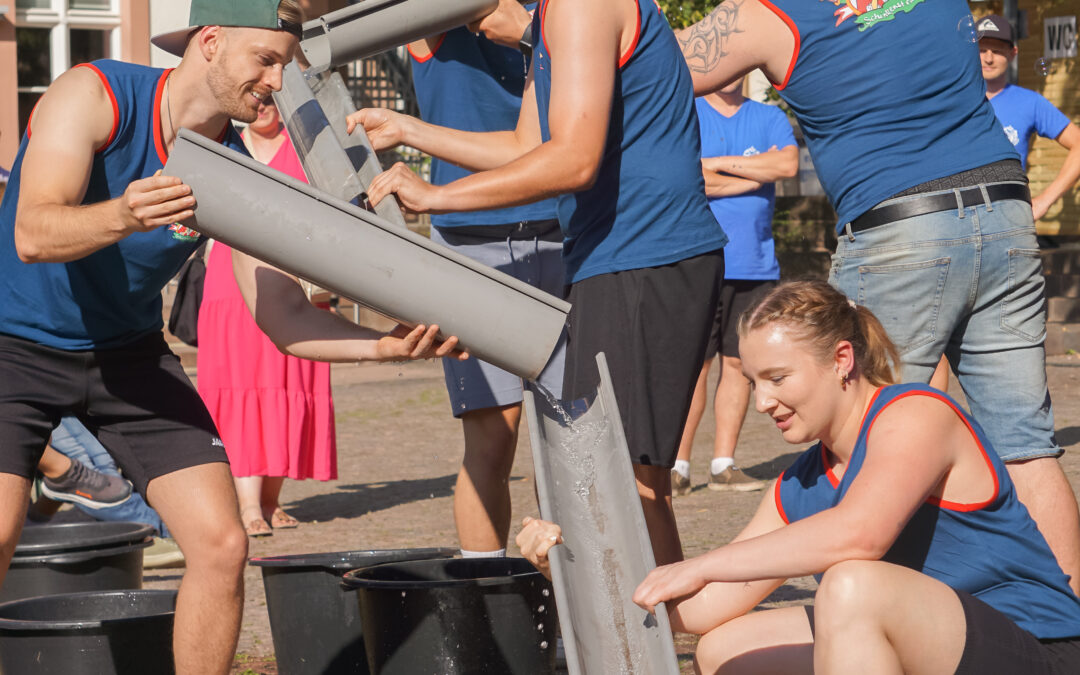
[676,0,744,75]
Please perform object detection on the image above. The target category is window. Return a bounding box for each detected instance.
[15,0,120,137]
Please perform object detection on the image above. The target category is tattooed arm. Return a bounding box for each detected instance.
[675,0,796,95]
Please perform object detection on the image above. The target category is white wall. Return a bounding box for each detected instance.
[149,0,189,68]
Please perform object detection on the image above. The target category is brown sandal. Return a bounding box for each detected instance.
[268,508,299,529]
[242,508,272,537]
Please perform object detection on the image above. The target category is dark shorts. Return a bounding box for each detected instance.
[954,590,1080,675]
[705,279,777,361]
[563,250,723,468]
[0,332,227,496]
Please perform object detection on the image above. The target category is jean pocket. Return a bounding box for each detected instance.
[857,257,950,354]
[1000,248,1046,343]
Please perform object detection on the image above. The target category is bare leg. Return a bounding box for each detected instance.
[676,359,714,464]
[36,445,72,479]
[694,606,813,675]
[634,464,683,565]
[233,475,270,535]
[712,355,751,461]
[147,463,248,675]
[1008,457,1080,595]
[814,560,965,675]
[0,473,31,590]
[454,404,521,551]
[929,355,950,393]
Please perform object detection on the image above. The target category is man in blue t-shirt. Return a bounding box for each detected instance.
[672,77,797,496]
[978,14,1080,221]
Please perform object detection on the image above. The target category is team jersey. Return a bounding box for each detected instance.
[531,0,727,284]
[0,60,247,350]
[696,98,795,280]
[763,0,1019,232]
[988,84,1071,169]
[777,383,1080,640]
[409,18,558,229]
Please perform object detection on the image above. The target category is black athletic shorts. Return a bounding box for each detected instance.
[705,279,777,361]
[562,250,723,468]
[954,590,1080,674]
[0,331,227,496]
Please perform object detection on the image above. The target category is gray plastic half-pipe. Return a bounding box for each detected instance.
[523,354,680,675]
[273,62,405,227]
[164,128,569,381]
[301,0,498,70]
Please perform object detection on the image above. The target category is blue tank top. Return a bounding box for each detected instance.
[762,0,1019,231]
[778,383,1080,640]
[410,20,558,229]
[531,0,727,284]
[0,60,247,350]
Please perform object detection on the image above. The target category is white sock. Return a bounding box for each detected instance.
[460,548,506,558]
[711,457,735,475]
[672,460,690,478]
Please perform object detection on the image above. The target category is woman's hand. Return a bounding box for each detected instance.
[345,108,410,152]
[515,516,562,580]
[633,557,710,614]
[374,324,468,362]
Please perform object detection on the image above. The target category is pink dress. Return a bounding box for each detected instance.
[196,129,337,480]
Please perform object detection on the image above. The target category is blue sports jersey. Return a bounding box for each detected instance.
[531,0,727,284]
[0,60,247,350]
[696,98,795,280]
[988,84,1071,170]
[763,0,1019,232]
[409,19,558,228]
[777,383,1080,640]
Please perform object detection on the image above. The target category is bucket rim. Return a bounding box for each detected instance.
[14,522,156,555]
[0,589,177,631]
[341,557,547,590]
[249,547,458,571]
[10,538,151,565]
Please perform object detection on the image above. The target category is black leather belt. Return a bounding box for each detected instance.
[437,219,561,241]
[849,182,1031,234]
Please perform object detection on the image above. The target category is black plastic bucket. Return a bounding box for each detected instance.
[250,548,457,675]
[0,589,177,675]
[2,523,154,603]
[342,557,557,674]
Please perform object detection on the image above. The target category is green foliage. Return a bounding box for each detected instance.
[658,0,716,30]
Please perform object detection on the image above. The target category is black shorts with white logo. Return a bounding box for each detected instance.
[0,331,227,496]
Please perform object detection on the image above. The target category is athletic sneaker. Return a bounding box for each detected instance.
[670,469,692,496]
[708,466,767,492]
[39,461,133,509]
[143,537,185,569]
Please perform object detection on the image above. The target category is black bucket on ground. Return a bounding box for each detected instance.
[0,589,177,675]
[342,557,557,674]
[250,547,457,675]
[2,522,154,603]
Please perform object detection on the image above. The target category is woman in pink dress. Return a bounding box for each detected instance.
[197,98,336,537]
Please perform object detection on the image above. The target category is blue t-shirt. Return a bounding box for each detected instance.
[0,60,247,350]
[696,98,795,280]
[409,20,558,228]
[765,0,1019,232]
[778,383,1080,640]
[531,0,727,284]
[988,84,1071,170]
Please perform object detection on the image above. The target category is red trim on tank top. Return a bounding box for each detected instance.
[407,34,447,63]
[862,390,1000,512]
[539,0,550,61]
[73,63,120,152]
[821,387,884,487]
[618,0,643,68]
[152,69,173,164]
[774,474,790,524]
[756,0,801,91]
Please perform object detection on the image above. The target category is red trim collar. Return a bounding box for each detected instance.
[407,34,446,63]
[153,69,173,165]
[821,387,884,487]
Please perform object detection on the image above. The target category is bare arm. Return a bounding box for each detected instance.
[703,167,763,197]
[675,0,794,96]
[1032,123,1080,221]
[703,145,799,183]
[231,250,466,363]
[14,67,195,263]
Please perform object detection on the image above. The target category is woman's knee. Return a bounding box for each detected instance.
[815,559,886,624]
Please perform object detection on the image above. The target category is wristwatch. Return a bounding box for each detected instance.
[518,23,533,57]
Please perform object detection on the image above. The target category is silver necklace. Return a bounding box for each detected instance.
[164,73,176,148]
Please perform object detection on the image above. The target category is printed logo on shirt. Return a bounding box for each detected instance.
[211,437,224,448]
[743,146,761,156]
[828,0,926,31]
[168,223,201,241]
[1003,125,1020,146]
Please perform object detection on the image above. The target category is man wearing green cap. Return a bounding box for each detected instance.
[0,2,464,672]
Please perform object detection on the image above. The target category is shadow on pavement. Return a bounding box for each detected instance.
[285,474,458,522]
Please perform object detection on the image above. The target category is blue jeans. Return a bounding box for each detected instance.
[829,185,1058,462]
[49,417,169,536]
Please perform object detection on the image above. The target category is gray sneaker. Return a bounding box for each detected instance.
[708,466,767,492]
[143,537,185,569]
[40,461,133,509]
[671,469,692,496]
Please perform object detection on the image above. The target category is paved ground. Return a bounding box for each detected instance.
[134,354,1080,674]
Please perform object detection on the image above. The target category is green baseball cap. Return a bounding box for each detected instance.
[151,0,302,57]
